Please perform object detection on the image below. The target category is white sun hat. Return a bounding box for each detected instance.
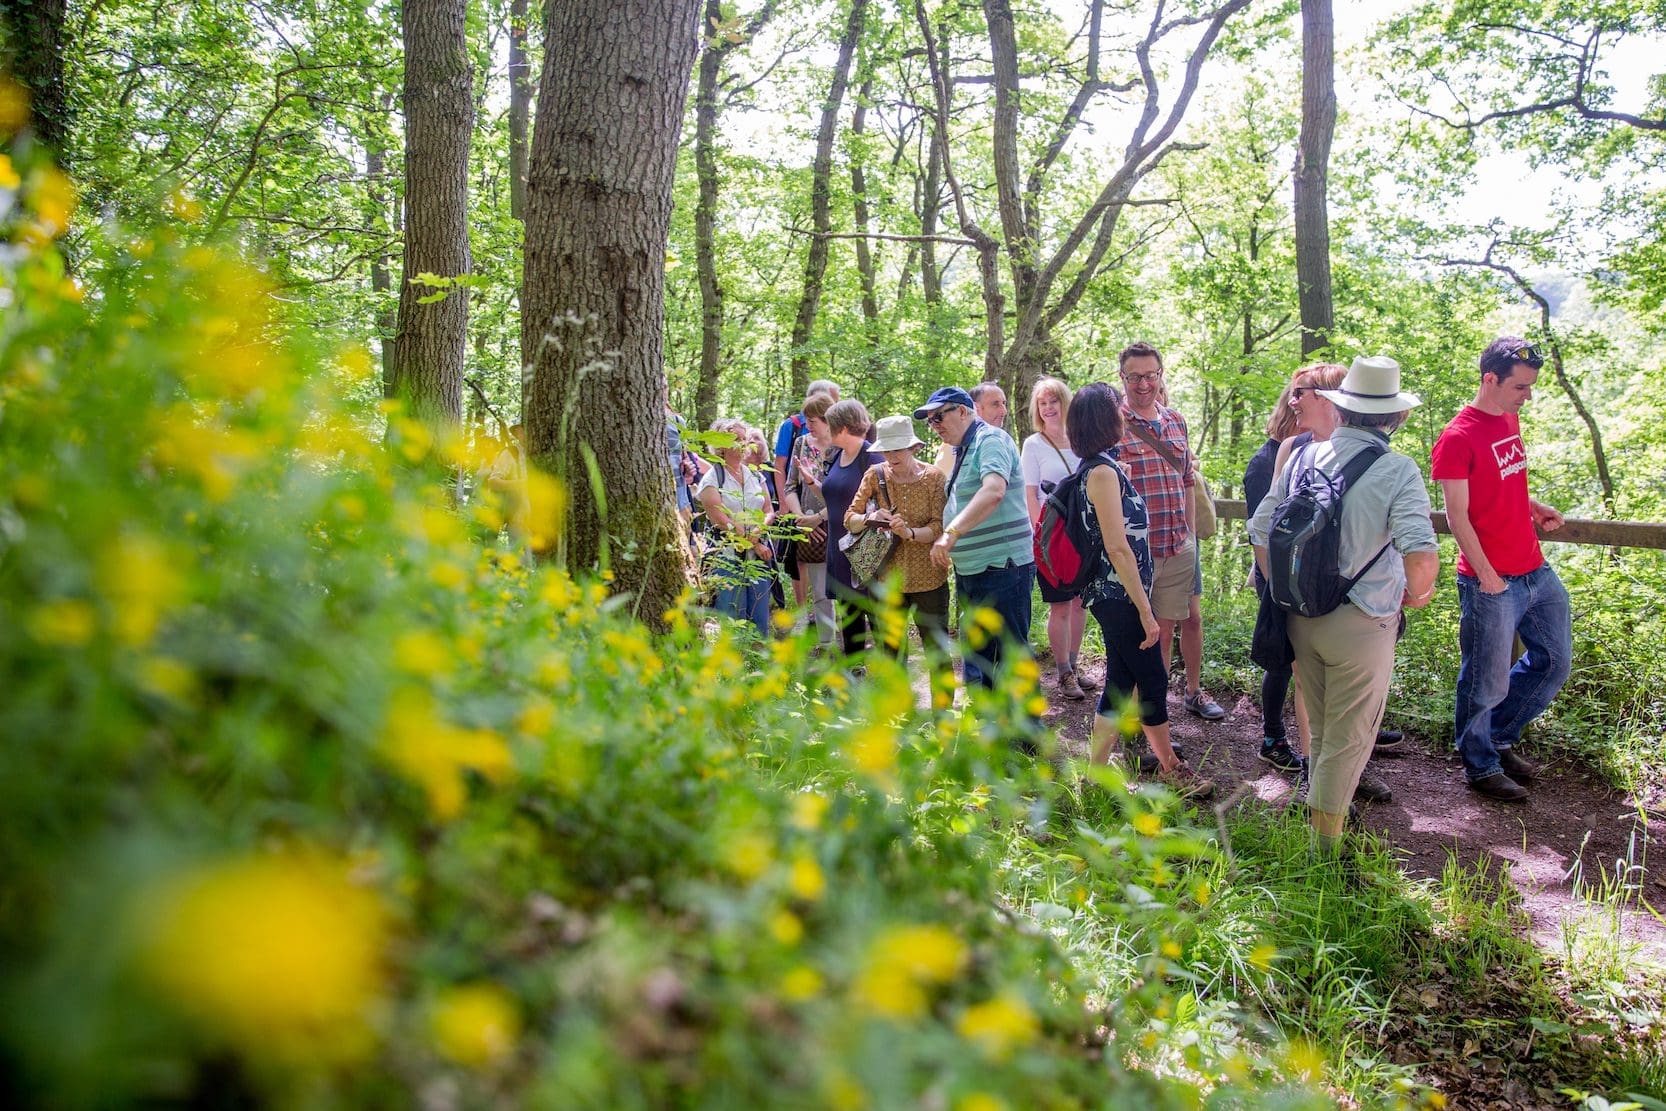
[1318,355,1422,414]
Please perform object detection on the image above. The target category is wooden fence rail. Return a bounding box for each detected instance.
[1213,500,1666,551]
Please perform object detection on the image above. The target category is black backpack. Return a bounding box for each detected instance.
[1033,456,1109,593]
[1266,442,1390,618]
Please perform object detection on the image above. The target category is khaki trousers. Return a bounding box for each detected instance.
[1288,604,1398,817]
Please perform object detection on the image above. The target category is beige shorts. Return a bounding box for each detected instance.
[1148,539,1198,622]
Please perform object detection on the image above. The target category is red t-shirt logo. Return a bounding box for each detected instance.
[1491,435,1527,480]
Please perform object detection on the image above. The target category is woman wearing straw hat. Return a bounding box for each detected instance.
[1247,356,1440,846]
[843,415,951,669]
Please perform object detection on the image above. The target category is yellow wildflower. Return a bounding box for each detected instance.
[380,690,513,819]
[956,993,1039,1061]
[1283,1038,1323,1080]
[392,629,451,677]
[0,153,20,192]
[846,724,898,785]
[779,965,823,1002]
[1160,938,1183,959]
[853,923,968,1019]
[718,829,773,883]
[788,851,826,902]
[28,165,76,236]
[1191,880,1212,907]
[136,854,385,1062]
[1248,943,1279,973]
[972,607,1004,633]
[769,910,804,946]
[956,1095,1010,1111]
[1131,812,1162,838]
[97,528,182,644]
[430,983,521,1069]
[138,656,198,703]
[0,77,27,135]
[790,792,829,831]
[27,598,96,647]
[525,467,566,554]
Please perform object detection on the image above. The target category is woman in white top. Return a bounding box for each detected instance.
[696,417,774,637]
[1021,377,1095,702]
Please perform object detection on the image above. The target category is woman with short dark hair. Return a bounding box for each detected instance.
[1070,384,1209,799]
[821,399,879,658]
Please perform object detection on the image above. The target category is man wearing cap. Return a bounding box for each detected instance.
[918,386,1036,692]
[1432,337,1570,803]
[1114,342,1226,721]
[1249,355,1439,843]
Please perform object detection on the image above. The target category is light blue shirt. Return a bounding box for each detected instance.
[1247,427,1437,618]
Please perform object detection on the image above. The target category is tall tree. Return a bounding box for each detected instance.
[1294,0,1336,355]
[522,0,703,621]
[390,0,473,427]
[976,0,1255,435]
[0,0,69,153]
[693,0,778,430]
[507,0,532,221]
[787,0,866,399]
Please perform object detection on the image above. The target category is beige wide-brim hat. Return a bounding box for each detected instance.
[1317,355,1422,414]
[870,414,925,452]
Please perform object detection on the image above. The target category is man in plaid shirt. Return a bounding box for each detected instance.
[1114,341,1227,722]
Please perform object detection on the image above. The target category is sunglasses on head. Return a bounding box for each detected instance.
[1510,343,1546,369]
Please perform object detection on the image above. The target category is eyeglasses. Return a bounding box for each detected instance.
[925,409,954,425]
[1291,386,1311,399]
[1510,343,1546,369]
[1120,369,1163,385]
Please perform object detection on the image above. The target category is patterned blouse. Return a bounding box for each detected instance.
[847,461,949,595]
[1080,453,1153,608]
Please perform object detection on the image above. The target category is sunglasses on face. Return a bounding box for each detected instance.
[925,408,955,425]
[1291,386,1312,399]
[1510,343,1546,369]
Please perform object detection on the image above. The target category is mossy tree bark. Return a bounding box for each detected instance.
[390,0,472,429]
[0,0,70,154]
[522,0,703,626]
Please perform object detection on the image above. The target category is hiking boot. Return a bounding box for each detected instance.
[1074,671,1100,692]
[1183,690,1227,721]
[1057,670,1088,702]
[1159,761,1215,803]
[1468,772,1528,802]
[1498,747,1539,783]
[1128,744,1187,775]
[1258,737,1303,772]
[1373,729,1405,754]
[1353,773,1392,803]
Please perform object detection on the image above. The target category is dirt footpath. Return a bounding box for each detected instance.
[1034,661,1666,962]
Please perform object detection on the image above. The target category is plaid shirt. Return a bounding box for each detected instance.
[1115,403,1194,558]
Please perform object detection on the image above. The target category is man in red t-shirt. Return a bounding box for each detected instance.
[1431,336,1571,802]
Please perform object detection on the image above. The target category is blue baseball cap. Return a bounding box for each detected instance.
[913,386,976,420]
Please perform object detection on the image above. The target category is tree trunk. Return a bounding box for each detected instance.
[918,101,944,308]
[787,0,866,399]
[0,0,70,153]
[365,108,397,398]
[391,0,472,429]
[522,0,702,625]
[1294,0,1335,356]
[850,79,880,330]
[693,0,725,430]
[507,0,532,221]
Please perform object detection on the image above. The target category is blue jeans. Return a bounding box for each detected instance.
[713,559,772,639]
[956,561,1035,690]
[1454,564,1572,782]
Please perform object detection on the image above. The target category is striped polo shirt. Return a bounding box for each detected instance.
[945,422,1034,574]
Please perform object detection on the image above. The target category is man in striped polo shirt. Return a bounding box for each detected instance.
[1115,342,1227,722]
[921,386,1036,692]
